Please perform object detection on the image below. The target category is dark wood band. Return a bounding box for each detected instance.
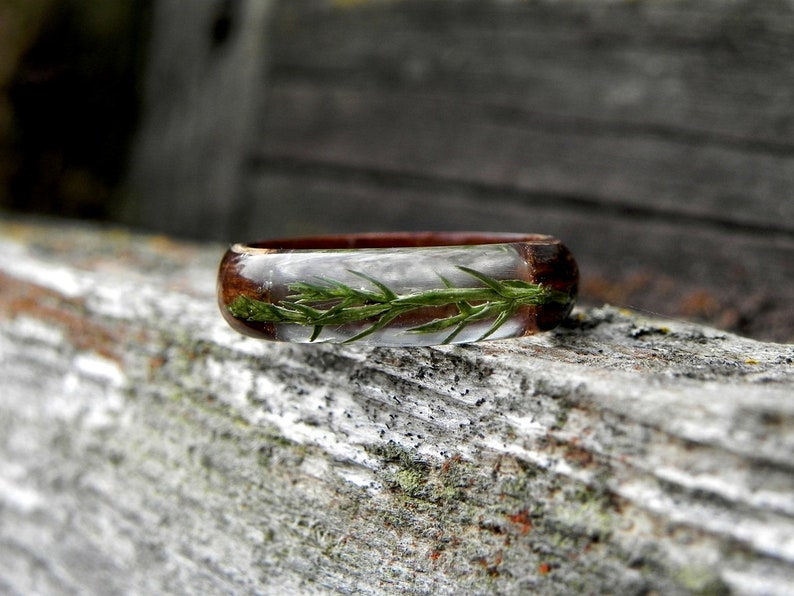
[241,232,559,251]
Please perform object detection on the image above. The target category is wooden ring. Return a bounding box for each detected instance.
[217,232,578,346]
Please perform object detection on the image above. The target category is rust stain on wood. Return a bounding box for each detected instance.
[0,271,121,362]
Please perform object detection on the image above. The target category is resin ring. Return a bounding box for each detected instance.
[217,232,578,346]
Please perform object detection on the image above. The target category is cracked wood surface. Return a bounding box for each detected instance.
[0,218,793,595]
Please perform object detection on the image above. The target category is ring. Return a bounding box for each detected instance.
[217,232,578,346]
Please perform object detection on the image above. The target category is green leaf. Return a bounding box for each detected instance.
[343,306,410,344]
[408,312,470,334]
[457,266,509,296]
[348,270,398,301]
[477,304,516,342]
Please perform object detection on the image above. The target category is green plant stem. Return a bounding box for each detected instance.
[228,267,568,343]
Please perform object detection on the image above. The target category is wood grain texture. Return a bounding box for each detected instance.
[1,218,793,595]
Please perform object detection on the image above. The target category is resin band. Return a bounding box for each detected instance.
[217,233,578,346]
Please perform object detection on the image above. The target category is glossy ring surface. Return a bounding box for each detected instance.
[217,232,578,346]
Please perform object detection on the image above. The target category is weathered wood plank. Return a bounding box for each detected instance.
[1,217,793,595]
[261,0,794,229]
[258,83,794,232]
[269,0,794,142]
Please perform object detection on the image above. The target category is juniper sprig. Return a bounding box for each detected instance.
[228,266,566,343]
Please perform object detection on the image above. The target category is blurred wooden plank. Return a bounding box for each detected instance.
[260,0,794,229]
[125,0,273,238]
[270,0,794,146]
[258,83,794,231]
[1,217,794,595]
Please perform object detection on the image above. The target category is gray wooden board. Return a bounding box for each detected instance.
[260,0,794,230]
[1,218,793,594]
[267,0,794,143]
[257,83,794,232]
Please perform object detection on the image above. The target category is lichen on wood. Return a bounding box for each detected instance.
[1,219,793,595]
